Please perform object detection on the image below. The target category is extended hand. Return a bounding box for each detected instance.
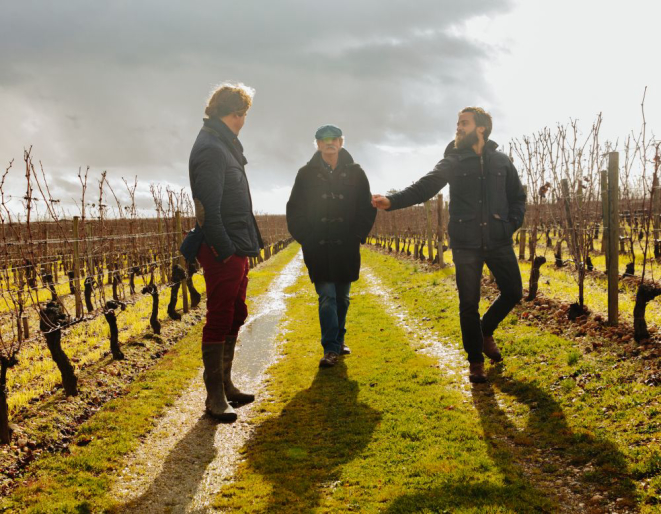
[371,194,391,210]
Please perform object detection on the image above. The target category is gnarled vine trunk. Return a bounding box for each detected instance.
[633,284,661,342]
[39,301,77,396]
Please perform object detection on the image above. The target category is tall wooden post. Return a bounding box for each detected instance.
[607,153,619,326]
[601,170,609,265]
[424,200,434,262]
[436,194,445,268]
[175,211,189,314]
[519,185,528,260]
[72,216,83,318]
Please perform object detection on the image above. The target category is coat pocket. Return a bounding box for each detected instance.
[489,213,513,242]
[448,214,479,246]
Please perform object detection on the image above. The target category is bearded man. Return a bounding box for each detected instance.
[372,107,526,383]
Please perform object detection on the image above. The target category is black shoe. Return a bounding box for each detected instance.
[340,344,351,355]
[319,352,339,368]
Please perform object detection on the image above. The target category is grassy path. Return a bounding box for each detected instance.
[1,244,301,513]
[212,247,658,513]
[213,254,555,513]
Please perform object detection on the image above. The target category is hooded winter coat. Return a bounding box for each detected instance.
[387,140,526,251]
[287,148,376,283]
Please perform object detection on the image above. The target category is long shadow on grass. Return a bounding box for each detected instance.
[384,372,638,513]
[222,359,381,512]
[469,371,638,511]
[119,415,217,513]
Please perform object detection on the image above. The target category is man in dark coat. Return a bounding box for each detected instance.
[287,125,376,368]
[372,107,526,383]
[180,82,263,422]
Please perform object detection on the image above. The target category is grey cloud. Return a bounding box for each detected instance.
[0,0,512,211]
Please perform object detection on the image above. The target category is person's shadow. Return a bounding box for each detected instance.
[384,368,638,513]
[218,358,381,513]
[119,415,218,513]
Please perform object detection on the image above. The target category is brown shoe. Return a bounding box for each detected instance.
[483,335,503,363]
[319,352,339,368]
[340,344,351,355]
[469,362,487,383]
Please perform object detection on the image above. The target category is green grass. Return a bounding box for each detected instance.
[361,248,660,511]
[212,253,557,513]
[1,243,301,514]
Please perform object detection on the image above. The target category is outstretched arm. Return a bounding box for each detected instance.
[374,158,451,212]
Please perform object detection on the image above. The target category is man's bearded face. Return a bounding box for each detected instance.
[455,127,479,150]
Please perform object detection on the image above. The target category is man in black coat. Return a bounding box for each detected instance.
[372,107,526,383]
[287,125,376,368]
[180,82,263,422]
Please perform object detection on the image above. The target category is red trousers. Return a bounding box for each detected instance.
[197,243,249,344]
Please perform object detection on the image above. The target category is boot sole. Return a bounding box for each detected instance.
[228,396,255,406]
[206,409,238,423]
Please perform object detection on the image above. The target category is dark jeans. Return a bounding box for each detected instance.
[452,245,523,363]
[314,282,351,355]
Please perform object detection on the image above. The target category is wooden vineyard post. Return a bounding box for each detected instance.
[72,216,83,318]
[519,185,528,260]
[601,170,609,267]
[175,211,189,314]
[607,153,619,325]
[424,200,434,262]
[436,194,445,268]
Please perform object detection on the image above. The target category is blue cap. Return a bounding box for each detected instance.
[315,124,343,139]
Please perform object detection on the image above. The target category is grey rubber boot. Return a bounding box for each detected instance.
[202,344,237,422]
[223,336,255,404]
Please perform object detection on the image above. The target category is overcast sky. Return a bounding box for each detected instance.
[1,0,659,215]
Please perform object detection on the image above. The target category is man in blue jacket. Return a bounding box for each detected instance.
[181,83,263,422]
[372,107,526,383]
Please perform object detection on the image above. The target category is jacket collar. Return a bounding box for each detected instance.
[308,147,355,170]
[202,118,248,166]
[444,139,499,160]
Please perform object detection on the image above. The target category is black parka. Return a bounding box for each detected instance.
[185,118,263,261]
[287,149,376,283]
[387,140,526,250]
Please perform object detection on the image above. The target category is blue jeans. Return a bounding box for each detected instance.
[452,245,523,363]
[314,282,351,355]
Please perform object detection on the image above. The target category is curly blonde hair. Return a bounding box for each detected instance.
[205,82,255,119]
